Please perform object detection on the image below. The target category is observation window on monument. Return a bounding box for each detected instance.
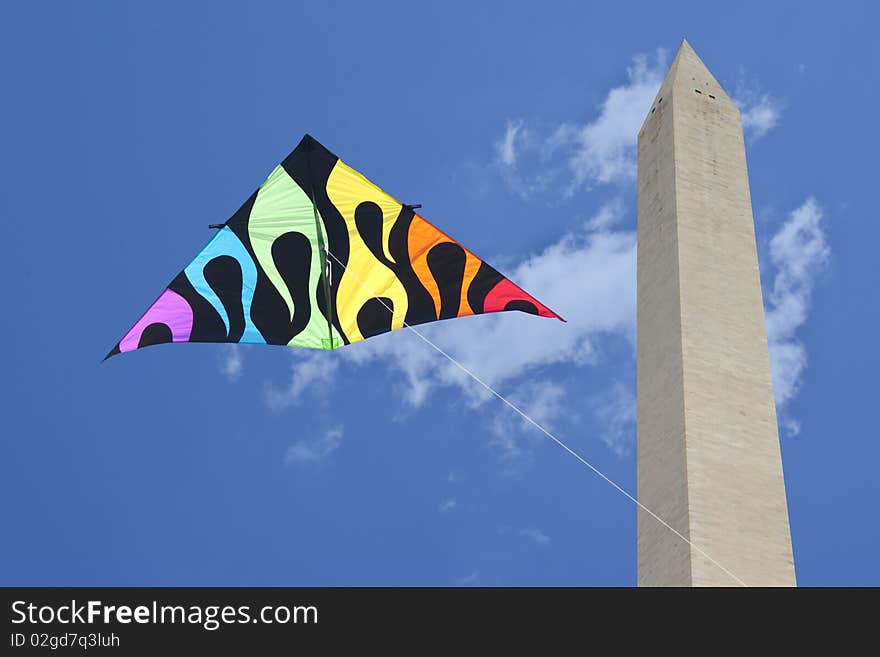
[694,88,702,94]
[708,94,716,99]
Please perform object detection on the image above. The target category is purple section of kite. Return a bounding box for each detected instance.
[119,289,193,353]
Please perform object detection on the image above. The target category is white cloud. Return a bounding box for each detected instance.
[517,528,551,546]
[733,75,783,141]
[767,341,807,409]
[285,426,344,465]
[494,50,666,197]
[455,571,480,586]
[439,498,457,513]
[586,198,625,231]
[739,95,782,140]
[220,344,244,381]
[764,198,829,426]
[495,119,525,167]
[780,417,802,438]
[265,351,339,410]
[590,382,636,457]
[489,380,568,465]
[550,50,666,190]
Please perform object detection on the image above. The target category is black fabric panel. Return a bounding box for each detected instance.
[137,323,173,349]
[466,262,505,315]
[504,299,539,316]
[272,231,313,338]
[249,277,292,345]
[357,297,394,340]
[426,242,466,320]
[354,202,387,265]
[315,273,330,335]
[203,255,245,342]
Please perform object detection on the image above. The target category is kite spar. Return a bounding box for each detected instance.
[106,134,562,359]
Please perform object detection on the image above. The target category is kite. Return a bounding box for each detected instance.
[105,135,563,359]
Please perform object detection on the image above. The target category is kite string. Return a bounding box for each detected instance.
[323,250,747,587]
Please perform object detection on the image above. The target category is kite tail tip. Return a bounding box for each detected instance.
[541,307,566,323]
[102,344,121,363]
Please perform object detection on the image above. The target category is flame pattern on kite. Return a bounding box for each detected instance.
[106,135,562,359]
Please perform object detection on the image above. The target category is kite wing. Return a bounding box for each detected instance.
[106,135,562,359]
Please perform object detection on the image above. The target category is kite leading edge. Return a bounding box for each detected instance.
[105,135,563,360]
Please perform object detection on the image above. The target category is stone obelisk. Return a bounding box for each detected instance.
[636,40,796,586]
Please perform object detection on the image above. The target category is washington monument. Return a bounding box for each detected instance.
[636,40,796,586]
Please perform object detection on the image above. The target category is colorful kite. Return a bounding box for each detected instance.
[106,135,562,359]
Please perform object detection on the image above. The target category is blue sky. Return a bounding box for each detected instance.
[2,1,877,585]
